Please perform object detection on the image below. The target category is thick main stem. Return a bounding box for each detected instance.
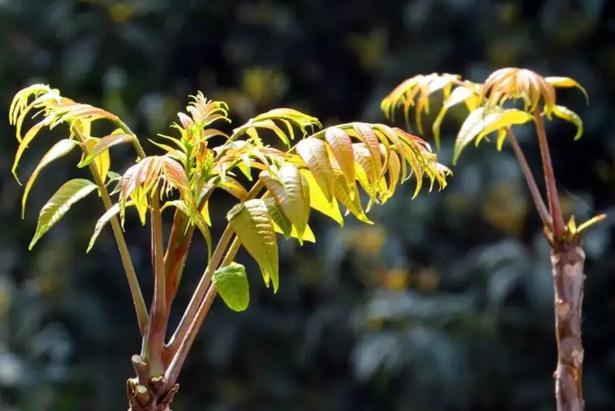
[551,239,585,411]
[163,211,195,307]
[532,114,586,410]
[142,194,168,376]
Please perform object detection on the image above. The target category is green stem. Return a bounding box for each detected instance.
[534,113,566,237]
[75,127,148,335]
[115,119,147,159]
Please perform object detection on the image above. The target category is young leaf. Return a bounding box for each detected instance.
[301,170,343,226]
[295,137,335,202]
[474,109,533,144]
[162,199,213,259]
[227,199,279,292]
[212,262,250,312]
[218,178,249,201]
[30,179,97,249]
[79,133,133,167]
[432,85,478,147]
[83,138,111,182]
[264,197,316,243]
[333,174,372,224]
[353,123,383,179]
[22,139,79,217]
[87,202,121,252]
[264,197,293,238]
[259,164,310,240]
[453,107,532,164]
[324,127,355,186]
[12,116,54,181]
[250,108,322,133]
[545,77,589,103]
[552,105,584,140]
[246,119,291,147]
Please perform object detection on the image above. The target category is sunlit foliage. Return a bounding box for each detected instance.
[10,85,449,308]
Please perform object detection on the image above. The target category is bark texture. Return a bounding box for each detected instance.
[127,376,178,411]
[551,239,585,411]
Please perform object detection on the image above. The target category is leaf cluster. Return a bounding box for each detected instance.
[381,68,587,164]
[10,85,449,310]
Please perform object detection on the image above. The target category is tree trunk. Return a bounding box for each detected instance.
[126,376,179,411]
[551,238,585,411]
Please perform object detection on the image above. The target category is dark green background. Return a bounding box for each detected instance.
[1,1,614,410]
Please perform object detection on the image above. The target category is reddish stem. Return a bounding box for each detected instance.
[163,210,195,307]
[165,238,240,387]
[142,193,168,376]
[506,127,552,227]
[534,113,566,237]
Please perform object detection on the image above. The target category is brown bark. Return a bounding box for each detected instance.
[127,376,179,411]
[551,238,585,411]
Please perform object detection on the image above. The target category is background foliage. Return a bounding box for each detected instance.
[0,0,614,410]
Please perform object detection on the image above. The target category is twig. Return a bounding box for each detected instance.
[534,113,566,237]
[506,127,552,227]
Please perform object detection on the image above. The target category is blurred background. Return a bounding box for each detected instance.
[1,0,614,410]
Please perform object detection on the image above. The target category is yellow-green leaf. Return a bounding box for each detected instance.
[83,138,111,182]
[22,139,79,218]
[324,127,355,186]
[250,108,322,136]
[12,116,53,181]
[453,108,532,164]
[264,197,292,238]
[545,76,589,103]
[30,179,97,249]
[79,132,133,167]
[227,199,279,292]
[218,177,249,201]
[295,137,335,202]
[264,197,316,243]
[384,150,401,201]
[432,85,477,148]
[351,143,378,204]
[453,107,488,164]
[353,123,383,179]
[333,174,372,224]
[301,170,343,226]
[553,105,584,140]
[212,262,250,312]
[474,109,533,144]
[247,119,290,146]
[162,199,212,259]
[87,202,122,252]
[86,200,137,252]
[259,164,310,241]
